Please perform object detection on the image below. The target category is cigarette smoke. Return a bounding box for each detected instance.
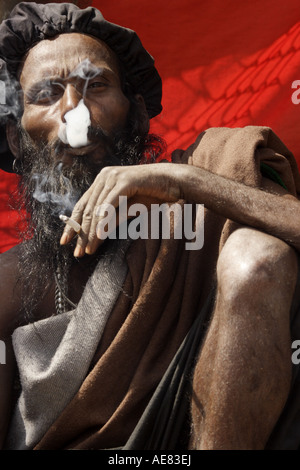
[0,60,23,122]
[58,59,104,148]
[0,57,104,151]
[58,99,91,148]
[31,162,80,217]
[20,59,105,214]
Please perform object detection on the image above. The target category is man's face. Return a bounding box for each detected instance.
[19,33,130,167]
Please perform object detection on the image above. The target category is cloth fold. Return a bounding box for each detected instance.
[6,239,130,450]
[7,126,300,450]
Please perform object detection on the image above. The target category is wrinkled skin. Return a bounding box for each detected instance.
[1,32,300,449]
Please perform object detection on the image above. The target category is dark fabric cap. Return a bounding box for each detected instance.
[0,2,162,172]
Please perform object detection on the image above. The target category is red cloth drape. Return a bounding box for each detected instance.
[0,0,299,252]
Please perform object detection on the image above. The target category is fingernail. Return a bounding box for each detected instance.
[60,233,69,245]
[74,246,84,258]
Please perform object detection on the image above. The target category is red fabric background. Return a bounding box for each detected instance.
[0,0,299,252]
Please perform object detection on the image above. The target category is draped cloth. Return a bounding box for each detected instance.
[6,239,130,449]
[5,126,300,450]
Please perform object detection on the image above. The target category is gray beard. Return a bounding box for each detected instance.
[16,125,144,320]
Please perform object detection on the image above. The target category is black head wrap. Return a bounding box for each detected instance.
[0,2,162,172]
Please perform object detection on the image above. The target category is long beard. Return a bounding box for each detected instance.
[16,123,151,321]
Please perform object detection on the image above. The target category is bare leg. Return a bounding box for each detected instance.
[190,228,298,450]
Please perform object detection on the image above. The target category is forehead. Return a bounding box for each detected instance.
[20,33,121,87]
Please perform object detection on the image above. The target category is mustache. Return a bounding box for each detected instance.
[52,124,126,168]
[53,124,112,153]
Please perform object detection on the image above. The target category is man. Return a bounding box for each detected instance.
[0,2,300,450]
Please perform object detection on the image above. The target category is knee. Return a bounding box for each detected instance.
[216,228,298,305]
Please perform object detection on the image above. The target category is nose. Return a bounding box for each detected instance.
[60,84,82,122]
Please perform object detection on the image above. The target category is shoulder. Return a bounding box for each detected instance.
[172,126,270,165]
[0,244,23,336]
[173,126,300,194]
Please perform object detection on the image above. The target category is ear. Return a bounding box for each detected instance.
[135,94,150,134]
[6,120,21,159]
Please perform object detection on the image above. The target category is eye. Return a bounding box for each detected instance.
[28,81,64,105]
[35,88,56,102]
[87,81,108,90]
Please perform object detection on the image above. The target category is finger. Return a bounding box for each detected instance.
[59,215,81,243]
[88,180,155,252]
[59,187,93,245]
[72,169,120,256]
[78,185,120,255]
[74,194,103,254]
[85,191,122,254]
[85,211,114,255]
[83,169,129,254]
[60,225,76,245]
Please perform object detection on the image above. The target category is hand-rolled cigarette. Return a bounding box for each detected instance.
[59,214,81,233]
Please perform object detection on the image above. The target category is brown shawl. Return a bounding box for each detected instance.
[11,126,300,449]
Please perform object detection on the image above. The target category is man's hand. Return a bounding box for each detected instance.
[60,161,300,258]
[60,163,182,257]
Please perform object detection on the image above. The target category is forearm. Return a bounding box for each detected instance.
[61,161,300,256]
[177,164,300,251]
